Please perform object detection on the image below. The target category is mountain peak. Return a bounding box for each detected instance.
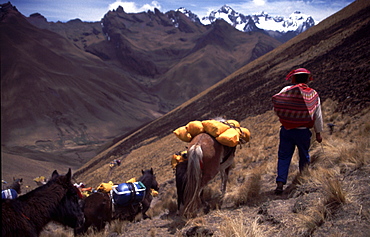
[175,7,201,24]
[200,5,315,42]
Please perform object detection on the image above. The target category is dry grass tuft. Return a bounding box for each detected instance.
[322,178,346,214]
[296,148,348,236]
[233,169,262,207]
[108,219,130,235]
[217,211,271,237]
[298,203,327,236]
[149,188,178,217]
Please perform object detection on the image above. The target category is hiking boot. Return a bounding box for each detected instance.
[275,182,284,195]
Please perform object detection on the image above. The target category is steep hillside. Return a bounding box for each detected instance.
[73,0,370,181]
[0,3,163,179]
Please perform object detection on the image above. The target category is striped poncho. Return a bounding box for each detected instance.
[272,83,319,129]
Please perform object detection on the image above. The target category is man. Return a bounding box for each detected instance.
[272,68,323,194]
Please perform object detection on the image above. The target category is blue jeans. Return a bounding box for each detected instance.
[276,126,312,185]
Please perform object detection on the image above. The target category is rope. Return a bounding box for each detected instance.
[320,143,325,156]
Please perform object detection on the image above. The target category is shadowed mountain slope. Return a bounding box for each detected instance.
[28,6,282,108]
[74,0,370,180]
[0,5,161,148]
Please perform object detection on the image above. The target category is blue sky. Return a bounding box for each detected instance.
[4,0,355,23]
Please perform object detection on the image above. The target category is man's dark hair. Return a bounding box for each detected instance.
[294,73,310,83]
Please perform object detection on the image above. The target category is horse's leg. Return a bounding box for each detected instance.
[74,219,91,236]
[199,188,211,214]
[141,196,152,219]
[127,205,138,222]
[221,165,232,194]
[219,149,235,194]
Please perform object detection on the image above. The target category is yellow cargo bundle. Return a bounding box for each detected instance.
[173,126,192,142]
[239,127,251,142]
[173,119,251,147]
[216,128,240,147]
[185,120,204,137]
[96,181,114,193]
[171,150,188,169]
[226,119,240,128]
[151,189,159,197]
[126,177,136,183]
[202,119,230,137]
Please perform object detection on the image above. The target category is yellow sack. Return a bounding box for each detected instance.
[126,177,136,183]
[33,176,47,182]
[226,120,240,128]
[173,126,192,142]
[171,151,188,169]
[216,128,240,147]
[96,181,114,193]
[151,189,159,197]
[186,121,204,137]
[202,120,230,137]
[239,127,251,142]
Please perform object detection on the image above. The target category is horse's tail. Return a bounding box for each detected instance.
[183,144,203,217]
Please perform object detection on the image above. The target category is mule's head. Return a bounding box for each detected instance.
[142,168,159,191]
[50,169,85,228]
[9,178,23,194]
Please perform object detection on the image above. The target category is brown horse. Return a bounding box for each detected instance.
[113,168,159,221]
[2,169,84,237]
[74,192,112,235]
[177,133,236,217]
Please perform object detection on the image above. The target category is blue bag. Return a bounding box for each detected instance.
[111,181,146,206]
[2,189,18,199]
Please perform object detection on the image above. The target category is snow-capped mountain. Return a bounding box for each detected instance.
[177,5,315,42]
[176,7,202,24]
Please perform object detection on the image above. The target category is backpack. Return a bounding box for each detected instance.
[272,84,319,129]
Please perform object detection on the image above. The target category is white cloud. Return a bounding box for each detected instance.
[108,1,161,13]
[253,0,266,6]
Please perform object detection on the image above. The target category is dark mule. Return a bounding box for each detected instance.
[2,178,23,199]
[8,178,23,194]
[113,168,159,221]
[2,169,84,237]
[74,192,112,235]
[177,133,236,217]
[175,160,188,212]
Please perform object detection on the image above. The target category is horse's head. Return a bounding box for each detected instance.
[141,168,159,191]
[13,178,23,184]
[9,178,23,194]
[49,169,85,228]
